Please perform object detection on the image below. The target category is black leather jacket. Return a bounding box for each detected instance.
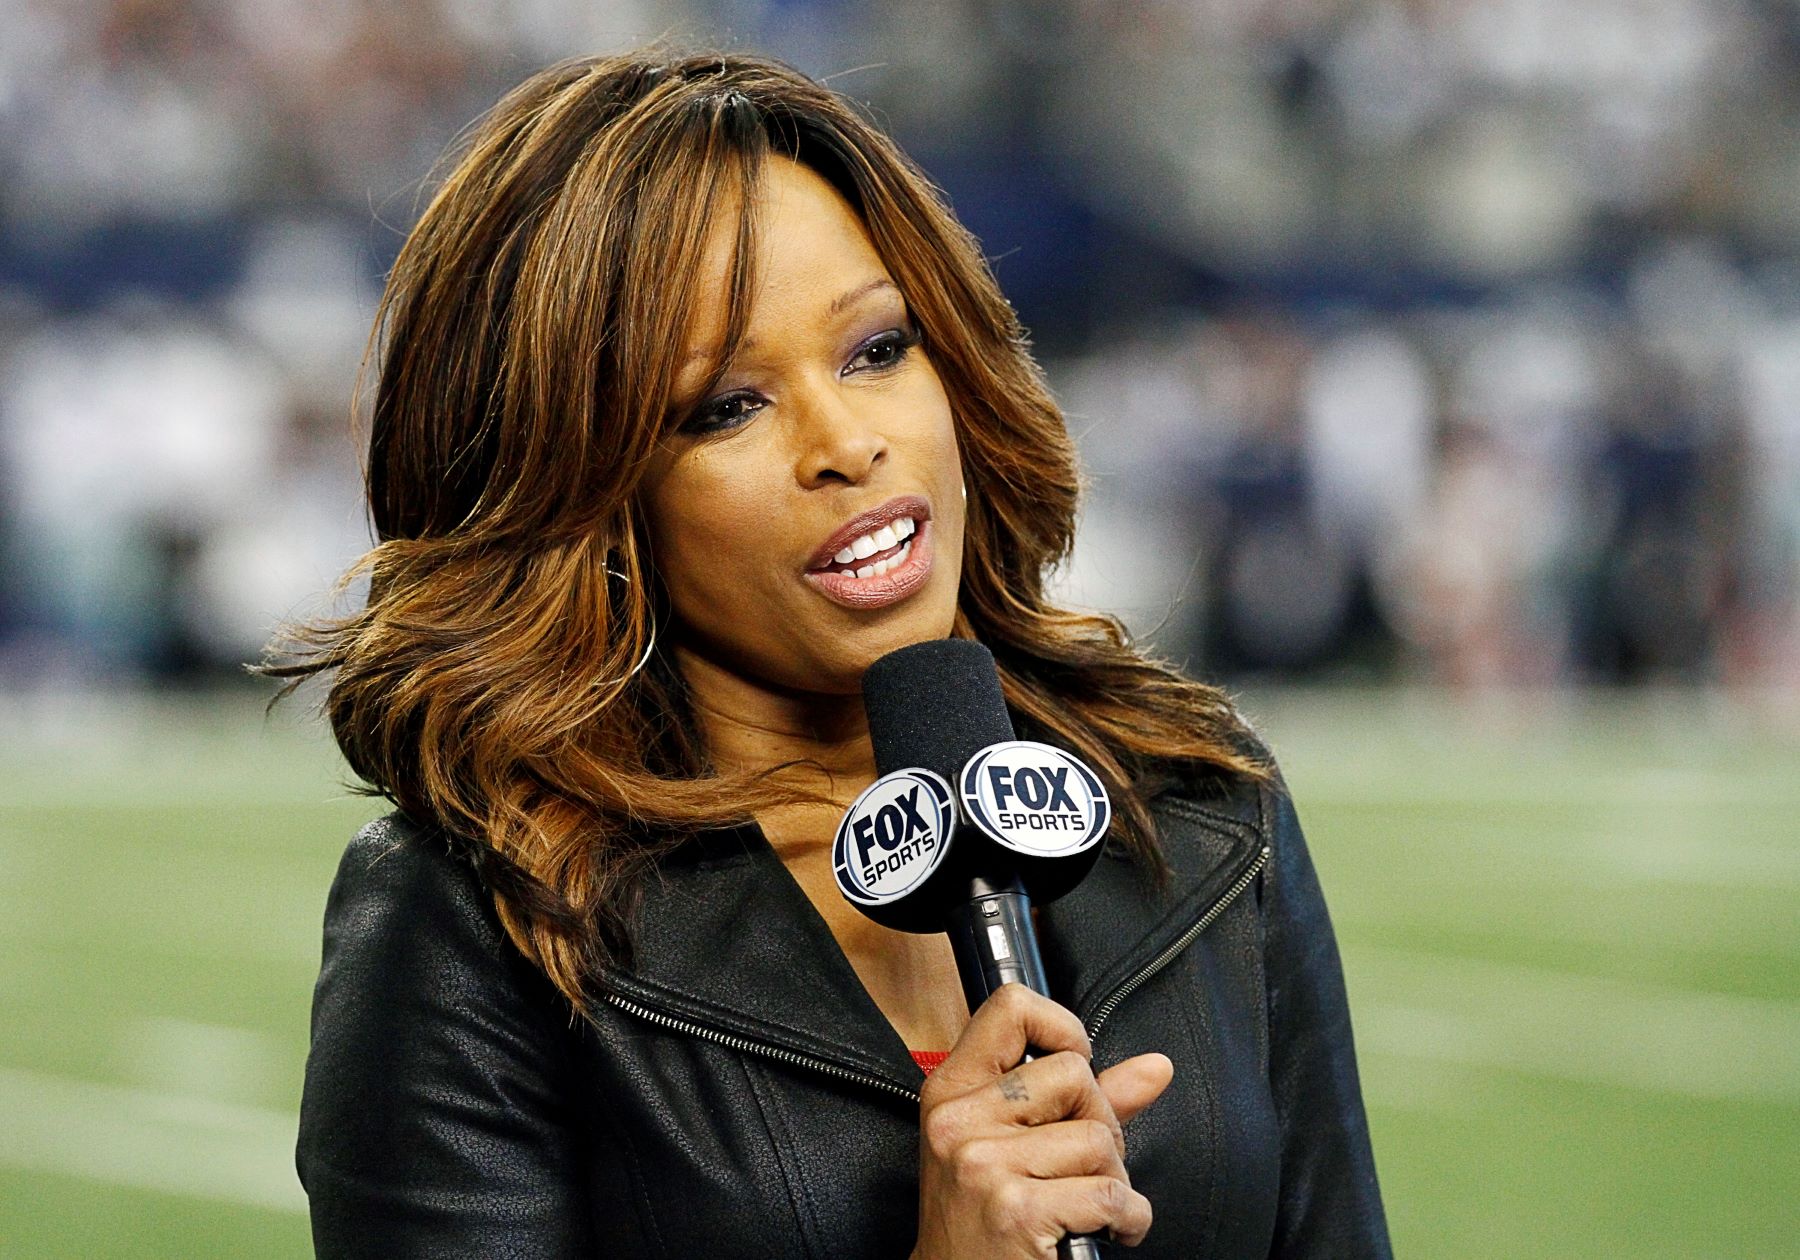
[296,772,1392,1258]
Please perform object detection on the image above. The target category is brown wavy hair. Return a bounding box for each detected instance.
[266,49,1265,1014]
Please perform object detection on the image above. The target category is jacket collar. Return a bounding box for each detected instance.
[601,784,1266,1088]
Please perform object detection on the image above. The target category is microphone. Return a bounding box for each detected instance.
[834,639,1114,1260]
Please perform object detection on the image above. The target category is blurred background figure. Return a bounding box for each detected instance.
[3,0,1798,691]
[1,2,1795,1258]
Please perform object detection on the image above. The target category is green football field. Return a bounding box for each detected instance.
[2,686,1795,1257]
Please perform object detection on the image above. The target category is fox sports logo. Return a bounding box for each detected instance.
[832,768,956,905]
[959,741,1110,857]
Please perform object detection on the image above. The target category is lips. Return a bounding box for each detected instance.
[803,494,936,610]
[806,495,931,572]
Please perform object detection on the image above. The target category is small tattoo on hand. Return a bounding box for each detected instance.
[998,1073,1029,1102]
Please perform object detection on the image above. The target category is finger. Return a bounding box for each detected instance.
[1095,1053,1174,1126]
[1006,1118,1130,1183]
[944,1121,1126,1199]
[999,1176,1154,1251]
[924,1049,1123,1167]
[927,984,1089,1099]
[990,1051,1121,1141]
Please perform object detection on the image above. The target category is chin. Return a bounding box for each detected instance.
[681,578,961,699]
[799,611,959,695]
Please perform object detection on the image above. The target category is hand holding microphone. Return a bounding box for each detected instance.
[910,986,1173,1260]
[835,641,1174,1259]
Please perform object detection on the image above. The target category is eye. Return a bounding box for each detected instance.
[845,323,922,375]
[681,389,766,436]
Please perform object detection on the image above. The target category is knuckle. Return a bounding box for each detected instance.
[1096,1176,1130,1219]
[988,1177,1032,1232]
[1129,1189,1155,1239]
[1045,1009,1087,1052]
[1050,1050,1091,1090]
[994,983,1035,1016]
[951,1136,997,1181]
[1110,1193,1154,1247]
[922,1105,964,1159]
[1052,1006,1092,1053]
[1082,1119,1115,1165]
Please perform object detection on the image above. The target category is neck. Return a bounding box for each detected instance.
[675,646,878,855]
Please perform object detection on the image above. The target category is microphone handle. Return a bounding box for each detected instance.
[943,877,1111,1260]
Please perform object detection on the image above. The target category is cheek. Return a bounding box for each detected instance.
[917,389,966,543]
[645,458,784,620]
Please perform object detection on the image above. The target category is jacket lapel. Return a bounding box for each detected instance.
[604,786,1264,1081]
[606,823,921,1091]
[1039,790,1264,1028]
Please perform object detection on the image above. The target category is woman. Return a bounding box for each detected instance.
[278,50,1391,1259]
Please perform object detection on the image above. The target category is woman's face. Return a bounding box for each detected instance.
[640,156,966,698]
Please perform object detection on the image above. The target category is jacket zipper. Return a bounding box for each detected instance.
[1084,844,1270,1042]
[601,843,1271,1105]
[601,990,925,1104]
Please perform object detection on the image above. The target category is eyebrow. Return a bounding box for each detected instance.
[827,277,899,317]
[679,277,901,369]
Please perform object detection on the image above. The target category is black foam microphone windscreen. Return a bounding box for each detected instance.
[861,639,1015,783]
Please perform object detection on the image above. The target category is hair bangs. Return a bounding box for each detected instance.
[591,88,772,452]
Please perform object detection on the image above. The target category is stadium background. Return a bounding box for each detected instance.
[1,1,1796,1255]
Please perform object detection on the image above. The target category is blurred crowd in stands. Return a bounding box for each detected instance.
[1,0,1796,689]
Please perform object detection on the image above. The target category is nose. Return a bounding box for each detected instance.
[790,378,887,489]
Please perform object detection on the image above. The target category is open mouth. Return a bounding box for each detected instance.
[803,506,934,610]
[812,515,918,579]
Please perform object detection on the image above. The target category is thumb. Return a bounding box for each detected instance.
[1095,1052,1174,1124]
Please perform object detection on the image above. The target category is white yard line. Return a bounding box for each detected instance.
[0,1066,305,1213]
[1347,945,1800,1105]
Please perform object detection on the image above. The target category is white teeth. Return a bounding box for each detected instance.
[876,543,908,576]
[836,539,912,581]
[827,517,921,575]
